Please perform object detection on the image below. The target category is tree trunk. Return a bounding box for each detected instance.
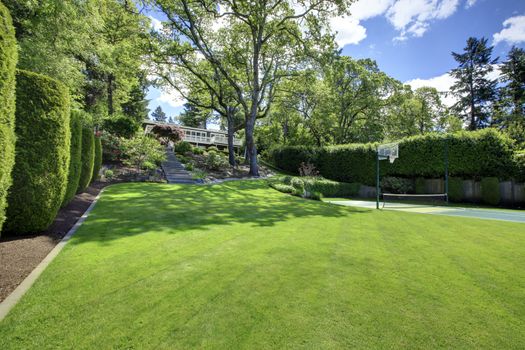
[108,73,115,115]
[226,108,236,167]
[245,116,259,176]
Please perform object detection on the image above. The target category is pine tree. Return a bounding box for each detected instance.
[151,106,167,122]
[121,79,150,123]
[178,102,212,129]
[450,37,498,130]
[498,46,525,147]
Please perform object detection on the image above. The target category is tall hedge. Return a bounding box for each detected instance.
[268,130,518,186]
[4,70,70,234]
[77,124,95,193]
[62,111,83,206]
[93,135,102,181]
[0,3,18,234]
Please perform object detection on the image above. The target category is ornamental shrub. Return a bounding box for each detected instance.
[448,177,463,202]
[174,141,192,154]
[0,3,18,234]
[205,151,228,170]
[481,177,500,205]
[5,70,70,234]
[269,183,294,194]
[62,111,83,206]
[380,177,414,194]
[93,135,102,181]
[78,124,95,193]
[268,130,518,185]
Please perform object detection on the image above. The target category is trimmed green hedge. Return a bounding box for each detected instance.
[77,124,95,193]
[0,3,18,234]
[268,130,518,186]
[4,70,70,234]
[62,111,83,206]
[93,135,102,181]
[481,177,500,205]
[282,176,360,197]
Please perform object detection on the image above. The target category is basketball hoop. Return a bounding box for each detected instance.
[378,143,399,163]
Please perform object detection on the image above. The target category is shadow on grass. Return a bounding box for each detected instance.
[71,180,370,245]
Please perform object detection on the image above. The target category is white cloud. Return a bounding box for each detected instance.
[157,87,186,108]
[406,72,457,106]
[387,0,460,40]
[349,0,393,21]
[330,17,368,46]
[493,15,525,46]
[406,65,501,107]
[149,16,163,32]
[465,0,477,9]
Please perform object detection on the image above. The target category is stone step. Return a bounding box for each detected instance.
[161,149,196,184]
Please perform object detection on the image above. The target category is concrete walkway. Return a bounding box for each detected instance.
[161,150,195,184]
[327,199,525,224]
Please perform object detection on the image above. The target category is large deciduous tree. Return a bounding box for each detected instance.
[450,37,498,130]
[150,0,353,176]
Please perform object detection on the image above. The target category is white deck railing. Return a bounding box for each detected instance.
[183,134,242,146]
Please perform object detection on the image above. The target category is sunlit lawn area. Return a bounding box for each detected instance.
[1,181,524,349]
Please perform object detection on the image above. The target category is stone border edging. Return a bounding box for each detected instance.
[0,188,106,322]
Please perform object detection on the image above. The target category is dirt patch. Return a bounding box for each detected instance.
[0,183,107,302]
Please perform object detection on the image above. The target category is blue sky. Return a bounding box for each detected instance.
[146,0,525,119]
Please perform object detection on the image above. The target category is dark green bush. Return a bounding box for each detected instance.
[0,3,18,234]
[448,177,463,202]
[481,177,500,205]
[78,124,95,193]
[415,178,425,194]
[102,114,139,138]
[268,130,517,185]
[192,146,204,155]
[62,111,83,206]
[5,70,70,234]
[174,141,192,154]
[380,177,414,194]
[93,135,102,181]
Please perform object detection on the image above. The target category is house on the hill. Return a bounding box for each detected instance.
[143,120,243,149]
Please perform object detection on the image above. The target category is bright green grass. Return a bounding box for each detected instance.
[1,181,524,349]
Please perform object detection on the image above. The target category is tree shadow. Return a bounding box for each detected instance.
[70,180,371,245]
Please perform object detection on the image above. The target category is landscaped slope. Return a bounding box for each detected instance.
[1,181,524,349]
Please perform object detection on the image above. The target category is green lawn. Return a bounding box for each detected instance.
[1,181,524,349]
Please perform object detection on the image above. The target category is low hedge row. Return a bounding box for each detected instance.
[282,176,360,197]
[0,2,18,234]
[268,130,519,186]
[5,70,71,234]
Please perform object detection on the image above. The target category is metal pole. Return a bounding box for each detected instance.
[376,150,380,209]
[445,138,449,204]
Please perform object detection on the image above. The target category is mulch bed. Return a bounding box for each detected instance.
[0,182,108,302]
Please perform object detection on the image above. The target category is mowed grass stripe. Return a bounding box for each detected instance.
[0,181,524,349]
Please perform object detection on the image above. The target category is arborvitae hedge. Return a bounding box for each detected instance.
[62,111,83,206]
[4,70,70,234]
[77,124,95,193]
[93,135,102,181]
[268,130,518,186]
[0,3,18,234]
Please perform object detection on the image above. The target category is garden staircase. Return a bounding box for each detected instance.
[162,150,195,184]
